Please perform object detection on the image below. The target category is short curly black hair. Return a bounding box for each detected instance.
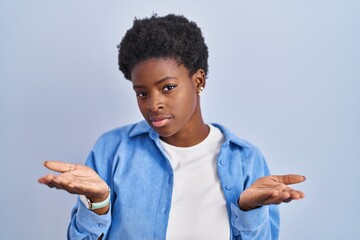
[118,14,209,81]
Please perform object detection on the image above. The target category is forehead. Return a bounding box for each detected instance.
[131,58,190,85]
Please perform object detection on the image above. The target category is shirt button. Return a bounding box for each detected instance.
[220,159,225,165]
[98,223,105,228]
[225,185,231,190]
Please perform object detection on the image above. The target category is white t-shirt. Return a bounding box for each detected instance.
[160,124,230,240]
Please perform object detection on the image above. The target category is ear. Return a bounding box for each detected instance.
[192,69,206,92]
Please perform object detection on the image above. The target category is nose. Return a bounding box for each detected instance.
[146,96,164,112]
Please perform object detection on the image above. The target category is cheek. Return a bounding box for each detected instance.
[137,101,147,116]
[177,91,197,115]
[185,87,197,104]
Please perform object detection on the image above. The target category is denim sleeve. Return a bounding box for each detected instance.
[67,198,112,240]
[230,203,279,240]
[67,132,118,239]
[230,145,280,240]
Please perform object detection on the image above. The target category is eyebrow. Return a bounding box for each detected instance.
[133,76,178,89]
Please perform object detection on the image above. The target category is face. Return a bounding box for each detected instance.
[131,58,206,145]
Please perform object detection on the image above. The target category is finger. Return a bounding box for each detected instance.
[51,175,81,194]
[38,174,56,184]
[49,177,68,191]
[272,174,306,185]
[278,190,305,204]
[43,161,79,173]
[263,191,291,205]
[38,174,61,189]
[289,189,305,200]
[39,173,80,194]
[273,190,305,204]
[281,185,305,200]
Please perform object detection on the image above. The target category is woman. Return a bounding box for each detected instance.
[39,14,305,240]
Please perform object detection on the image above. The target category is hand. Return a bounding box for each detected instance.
[38,161,109,203]
[239,174,306,211]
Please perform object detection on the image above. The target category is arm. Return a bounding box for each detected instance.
[232,174,305,240]
[227,145,305,240]
[38,161,112,239]
[38,161,110,214]
[239,174,306,211]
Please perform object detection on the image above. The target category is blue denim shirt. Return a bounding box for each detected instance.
[68,121,279,240]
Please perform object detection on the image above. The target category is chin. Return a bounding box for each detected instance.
[154,125,179,139]
[145,119,177,137]
[155,129,175,138]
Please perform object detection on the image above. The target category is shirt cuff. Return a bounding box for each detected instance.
[230,202,269,232]
[74,197,112,235]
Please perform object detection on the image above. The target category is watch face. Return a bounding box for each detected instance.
[79,195,91,209]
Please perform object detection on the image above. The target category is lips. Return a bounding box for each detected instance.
[149,115,171,128]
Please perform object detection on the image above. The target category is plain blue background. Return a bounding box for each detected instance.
[1,1,359,239]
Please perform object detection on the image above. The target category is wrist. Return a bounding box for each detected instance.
[80,186,111,210]
[88,183,111,202]
[238,200,250,211]
[238,197,259,211]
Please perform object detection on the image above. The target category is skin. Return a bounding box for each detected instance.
[38,57,306,215]
[38,161,110,215]
[131,58,209,147]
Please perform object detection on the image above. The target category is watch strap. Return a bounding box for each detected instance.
[81,186,111,210]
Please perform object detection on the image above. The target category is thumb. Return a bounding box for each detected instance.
[43,161,79,173]
[272,174,306,185]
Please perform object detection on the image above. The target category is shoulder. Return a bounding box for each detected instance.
[211,123,260,150]
[93,120,151,150]
[211,123,264,159]
[212,123,270,177]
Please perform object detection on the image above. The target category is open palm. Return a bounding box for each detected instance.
[239,174,306,211]
[38,161,109,202]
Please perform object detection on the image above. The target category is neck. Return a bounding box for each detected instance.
[161,123,209,147]
[160,110,210,147]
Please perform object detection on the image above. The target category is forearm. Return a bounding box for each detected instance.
[68,199,112,240]
[230,203,279,240]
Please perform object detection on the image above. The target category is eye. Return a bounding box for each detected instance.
[136,91,147,98]
[163,84,177,92]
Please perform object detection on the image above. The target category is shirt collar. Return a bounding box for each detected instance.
[128,120,252,149]
[211,123,253,150]
[129,120,159,140]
